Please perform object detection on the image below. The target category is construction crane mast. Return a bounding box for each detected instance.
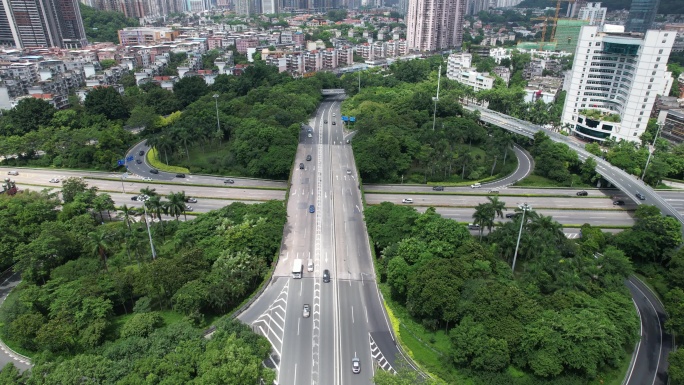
[550,0,576,43]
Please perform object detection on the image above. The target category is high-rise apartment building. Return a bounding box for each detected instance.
[561,25,675,142]
[0,0,87,48]
[625,0,660,33]
[577,2,606,26]
[406,0,466,52]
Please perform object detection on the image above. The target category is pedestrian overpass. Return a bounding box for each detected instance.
[321,89,345,96]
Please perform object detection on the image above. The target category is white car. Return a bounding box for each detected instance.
[49,178,60,183]
[333,113,336,117]
[185,205,194,212]
[142,177,153,182]
[402,198,413,204]
[471,183,482,188]
[186,198,198,203]
[346,169,352,175]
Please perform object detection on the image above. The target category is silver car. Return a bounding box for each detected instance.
[352,357,360,374]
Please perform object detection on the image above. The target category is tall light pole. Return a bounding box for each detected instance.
[641,120,664,182]
[511,203,531,274]
[140,196,157,260]
[432,64,442,131]
[213,94,220,134]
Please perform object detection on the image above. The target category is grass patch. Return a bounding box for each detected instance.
[147,147,190,174]
[379,283,464,383]
[514,174,591,188]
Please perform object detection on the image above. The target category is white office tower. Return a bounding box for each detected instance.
[406,0,466,52]
[577,2,607,26]
[561,25,675,143]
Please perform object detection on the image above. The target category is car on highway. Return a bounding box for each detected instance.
[352,358,360,374]
[224,179,234,184]
[471,183,482,188]
[306,155,312,161]
[332,113,336,117]
[323,269,330,283]
[49,178,60,183]
[346,169,351,175]
[186,198,197,203]
[576,190,588,196]
[142,177,153,181]
[307,259,314,272]
[309,205,315,213]
[324,120,328,124]
[402,198,413,204]
[138,150,145,156]
[185,205,193,212]
[613,200,625,206]
[299,163,304,169]
[303,304,310,318]
[346,139,350,144]
[432,186,444,191]
[468,223,481,230]
[307,133,312,138]
[488,189,499,194]
[7,171,18,176]
[150,169,159,174]
[635,192,646,200]
[131,196,139,201]
[332,121,336,125]
[176,173,185,178]
[136,159,142,164]
[505,213,518,218]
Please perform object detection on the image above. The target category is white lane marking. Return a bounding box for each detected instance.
[365,306,368,323]
[294,364,297,385]
[351,306,354,323]
[298,318,301,336]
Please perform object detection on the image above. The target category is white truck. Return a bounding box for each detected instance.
[292,259,303,279]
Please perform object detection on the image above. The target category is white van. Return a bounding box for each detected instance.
[7,171,18,176]
[402,198,413,204]
[307,259,314,272]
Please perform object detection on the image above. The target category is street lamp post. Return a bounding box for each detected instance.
[511,203,531,274]
[432,64,442,131]
[641,121,664,182]
[140,196,157,260]
[213,94,220,135]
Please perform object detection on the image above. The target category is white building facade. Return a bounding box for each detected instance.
[577,2,607,27]
[561,25,675,142]
[406,0,466,52]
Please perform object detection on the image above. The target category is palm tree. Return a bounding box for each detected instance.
[173,128,193,162]
[118,204,134,232]
[472,203,495,240]
[166,192,188,221]
[487,196,507,219]
[87,230,111,272]
[140,187,157,198]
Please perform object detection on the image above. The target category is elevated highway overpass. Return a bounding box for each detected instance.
[464,104,684,231]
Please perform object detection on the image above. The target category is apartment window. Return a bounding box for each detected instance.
[636,124,640,128]
[644,98,648,102]
[587,49,591,53]
[665,33,669,37]
[659,49,664,54]
[582,98,587,101]
[662,40,666,43]
[638,118,642,122]
[642,104,646,109]
[656,57,661,61]
[576,97,580,101]
[640,111,644,115]
[575,103,578,107]
[648,85,652,89]
[646,91,650,96]
[634,132,638,136]
[596,42,601,46]
[650,78,654,82]
[652,71,657,75]
[655,64,659,68]
[581,104,586,108]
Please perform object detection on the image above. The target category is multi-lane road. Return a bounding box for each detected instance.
[238,98,402,385]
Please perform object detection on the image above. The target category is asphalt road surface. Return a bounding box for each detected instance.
[124,141,287,188]
[239,98,404,385]
[0,273,30,371]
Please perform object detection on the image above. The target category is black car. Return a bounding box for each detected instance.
[613,200,625,206]
[432,186,444,191]
[636,192,646,200]
[324,120,328,124]
[576,191,588,196]
[136,159,142,164]
[323,269,330,283]
[306,155,312,161]
[150,169,159,174]
[299,163,305,169]
[224,179,234,184]
[505,213,518,218]
[131,196,138,201]
[332,121,336,125]
[176,173,185,178]
[138,150,145,156]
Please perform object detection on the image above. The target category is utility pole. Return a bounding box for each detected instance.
[641,120,664,182]
[141,197,157,260]
[213,94,220,136]
[511,203,531,274]
[432,64,441,131]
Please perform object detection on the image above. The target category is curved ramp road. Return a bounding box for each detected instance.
[466,105,673,385]
[0,273,31,371]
